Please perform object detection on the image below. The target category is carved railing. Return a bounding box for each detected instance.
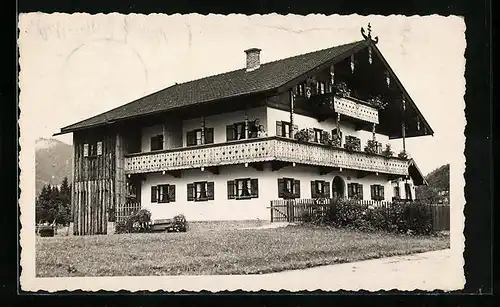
[333,96,379,124]
[124,137,408,175]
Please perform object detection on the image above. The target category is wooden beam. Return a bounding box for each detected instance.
[166,170,182,178]
[249,162,264,171]
[319,166,336,175]
[356,170,370,179]
[205,166,220,175]
[271,161,290,171]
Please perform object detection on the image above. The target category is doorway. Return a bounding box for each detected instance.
[332,176,345,199]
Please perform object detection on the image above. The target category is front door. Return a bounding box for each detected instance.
[332,176,345,199]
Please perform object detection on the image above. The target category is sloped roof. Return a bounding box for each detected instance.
[57,40,367,134]
[408,158,428,186]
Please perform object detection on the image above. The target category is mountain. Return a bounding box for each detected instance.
[415,163,450,204]
[35,138,73,196]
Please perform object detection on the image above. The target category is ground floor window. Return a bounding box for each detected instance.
[370,184,385,201]
[227,178,259,199]
[404,183,413,200]
[278,178,300,199]
[393,186,400,199]
[151,184,176,203]
[187,181,215,201]
[311,180,330,198]
[347,183,363,200]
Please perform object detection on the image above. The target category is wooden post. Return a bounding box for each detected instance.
[372,123,376,141]
[402,97,406,152]
[200,116,205,144]
[336,113,342,146]
[290,91,295,138]
[244,108,249,139]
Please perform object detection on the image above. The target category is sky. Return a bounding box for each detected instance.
[18,13,466,175]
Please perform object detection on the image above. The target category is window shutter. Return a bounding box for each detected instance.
[151,186,158,202]
[293,125,299,136]
[168,185,176,202]
[226,125,235,141]
[310,181,317,198]
[359,184,364,200]
[250,179,259,198]
[207,182,215,200]
[227,180,235,199]
[83,144,89,157]
[371,185,376,200]
[205,128,214,144]
[293,180,301,198]
[380,186,385,200]
[187,131,195,146]
[321,131,328,144]
[324,181,331,198]
[96,141,103,155]
[347,183,353,198]
[187,183,194,201]
[276,121,283,136]
[278,178,285,198]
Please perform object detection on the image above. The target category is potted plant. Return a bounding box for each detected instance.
[332,82,351,98]
[364,139,379,154]
[368,95,388,110]
[294,128,310,143]
[398,150,408,159]
[382,144,394,158]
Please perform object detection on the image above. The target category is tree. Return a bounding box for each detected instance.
[35,178,72,226]
[55,177,72,225]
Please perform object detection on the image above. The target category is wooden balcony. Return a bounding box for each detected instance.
[124,137,408,176]
[305,94,379,124]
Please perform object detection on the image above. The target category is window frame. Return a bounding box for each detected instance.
[150,134,164,151]
[348,183,364,200]
[371,184,385,201]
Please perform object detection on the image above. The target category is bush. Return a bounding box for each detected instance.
[171,214,188,232]
[116,209,152,234]
[306,199,436,235]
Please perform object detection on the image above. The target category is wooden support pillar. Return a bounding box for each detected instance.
[402,97,406,152]
[336,113,342,146]
[290,91,295,138]
[244,107,249,139]
[372,123,377,141]
[200,116,205,145]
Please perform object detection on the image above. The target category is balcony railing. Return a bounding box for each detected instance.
[124,137,408,176]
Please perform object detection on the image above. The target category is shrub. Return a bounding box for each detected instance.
[116,209,152,234]
[171,214,188,232]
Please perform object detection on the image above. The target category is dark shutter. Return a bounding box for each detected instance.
[278,178,285,198]
[371,185,376,200]
[227,180,235,199]
[187,183,194,201]
[324,181,331,198]
[276,121,283,136]
[380,186,385,200]
[205,128,214,144]
[347,183,353,198]
[168,185,176,202]
[226,125,234,141]
[207,182,215,200]
[186,131,195,146]
[311,181,317,198]
[359,184,364,200]
[293,180,301,198]
[151,186,158,202]
[293,125,299,137]
[321,131,328,144]
[250,179,259,198]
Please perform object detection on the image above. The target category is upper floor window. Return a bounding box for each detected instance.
[296,82,306,97]
[278,178,300,199]
[83,141,102,158]
[227,178,259,199]
[276,121,296,138]
[151,184,176,203]
[226,121,259,141]
[347,183,363,200]
[311,180,330,198]
[187,181,214,202]
[370,184,385,201]
[150,134,164,151]
[313,128,328,144]
[187,128,214,146]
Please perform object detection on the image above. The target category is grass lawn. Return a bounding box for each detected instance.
[36,222,450,277]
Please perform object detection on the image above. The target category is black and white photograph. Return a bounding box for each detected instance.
[18,13,465,292]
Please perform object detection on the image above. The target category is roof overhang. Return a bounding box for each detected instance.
[408,158,428,186]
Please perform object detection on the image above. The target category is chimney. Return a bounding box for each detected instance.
[244,48,262,72]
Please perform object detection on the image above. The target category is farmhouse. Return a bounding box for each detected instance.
[55,25,432,235]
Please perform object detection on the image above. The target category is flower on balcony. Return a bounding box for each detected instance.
[332,82,351,98]
[294,128,311,143]
[398,150,408,159]
[344,136,361,153]
[326,132,342,148]
[364,139,380,155]
[368,95,388,110]
[381,144,394,158]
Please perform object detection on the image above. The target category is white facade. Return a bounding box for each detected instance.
[140,163,395,222]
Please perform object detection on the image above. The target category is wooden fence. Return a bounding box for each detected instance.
[269,198,450,231]
[116,201,141,223]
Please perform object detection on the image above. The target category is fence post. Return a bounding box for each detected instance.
[270,201,274,222]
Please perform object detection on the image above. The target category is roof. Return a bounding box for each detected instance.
[57,40,367,134]
[408,158,428,186]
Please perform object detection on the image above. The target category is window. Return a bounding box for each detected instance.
[311,180,330,198]
[187,128,214,146]
[150,134,164,151]
[278,178,300,199]
[226,122,258,141]
[296,82,306,96]
[276,121,296,138]
[393,186,401,199]
[405,183,413,200]
[227,178,259,199]
[316,81,326,95]
[151,184,176,203]
[313,129,327,144]
[187,181,214,202]
[83,141,102,158]
[347,183,363,200]
[370,185,385,201]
